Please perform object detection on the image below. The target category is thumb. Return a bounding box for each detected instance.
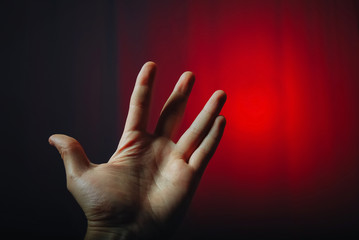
[49,134,90,177]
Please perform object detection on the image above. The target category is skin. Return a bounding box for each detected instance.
[49,62,227,239]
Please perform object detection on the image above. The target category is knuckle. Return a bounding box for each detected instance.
[198,146,210,156]
[190,125,203,138]
[130,100,147,110]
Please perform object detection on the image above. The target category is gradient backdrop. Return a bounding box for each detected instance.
[2,0,359,239]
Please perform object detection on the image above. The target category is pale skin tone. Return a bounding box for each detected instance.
[49,62,227,239]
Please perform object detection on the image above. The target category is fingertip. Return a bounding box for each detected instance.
[217,115,226,124]
[209,90,227,109]
[143,61,157,70]
[182,71,195,78]
[138,61,157,86]
[48,134,61,146]
[215,90,227,101]
[217,115,227,131]
[48,134,75,147]
[182,71,195,84]
[184,71,195,86]
[48,135,54,145]
[177,71,196,95]
[212,116,226,134]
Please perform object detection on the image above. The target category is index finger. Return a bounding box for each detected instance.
[123,62,157,133]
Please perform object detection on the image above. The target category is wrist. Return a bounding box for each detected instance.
[84,215,166,240]
[85,226,136,240]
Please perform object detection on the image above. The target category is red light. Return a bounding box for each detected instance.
[230,85,279,136]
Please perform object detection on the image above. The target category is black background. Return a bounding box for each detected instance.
[2,1,119,238]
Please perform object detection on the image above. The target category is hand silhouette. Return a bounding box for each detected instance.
[49,62,226,239]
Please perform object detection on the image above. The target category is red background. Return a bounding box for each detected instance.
[116,0,359,238]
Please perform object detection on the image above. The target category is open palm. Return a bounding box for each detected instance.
[49,62,226,239]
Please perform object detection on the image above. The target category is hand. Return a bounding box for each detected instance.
[49,62,226,240]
